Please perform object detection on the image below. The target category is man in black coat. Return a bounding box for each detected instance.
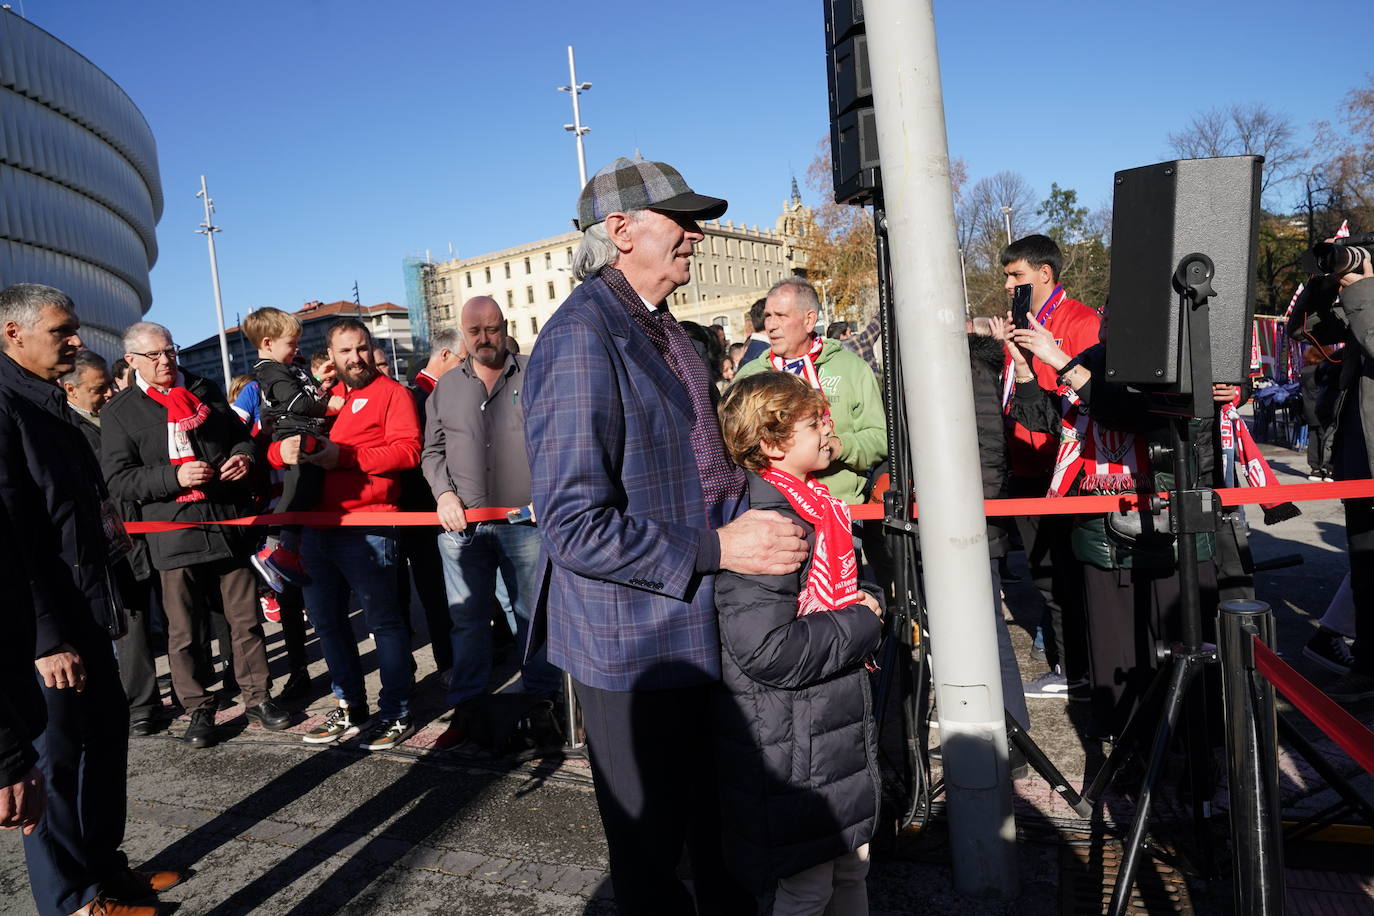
[0,284,182,916]
[102,321,290,749]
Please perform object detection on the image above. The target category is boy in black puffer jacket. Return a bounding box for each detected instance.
[714,372,884,915]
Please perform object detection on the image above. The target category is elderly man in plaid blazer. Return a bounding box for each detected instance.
[524,158,809,915]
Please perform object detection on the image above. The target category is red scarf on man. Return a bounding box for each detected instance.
[1219,401,1300,523]
[769,335,826,390]
[1048,385,1151,497]
[138,371,210,503]
[759,468,862,616]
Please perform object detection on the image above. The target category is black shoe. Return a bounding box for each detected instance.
[184,708,217,749]
[245,699,292,730]
[129,715,155,738]
[276,668,311,702]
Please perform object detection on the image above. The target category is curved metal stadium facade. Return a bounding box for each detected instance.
[0,9,162,356]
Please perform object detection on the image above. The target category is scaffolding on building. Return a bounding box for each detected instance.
[402,255,430,350]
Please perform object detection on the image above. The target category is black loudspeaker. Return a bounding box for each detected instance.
[1105,155,1262,388]
[825,0,880,205]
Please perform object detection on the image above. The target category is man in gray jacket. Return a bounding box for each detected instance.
[421,296,560,736]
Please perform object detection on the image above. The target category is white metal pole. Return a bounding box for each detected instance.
[196,175,232,391]
[1002,206,1014,245]
[864,0,1019,897]
[560,46,591,188]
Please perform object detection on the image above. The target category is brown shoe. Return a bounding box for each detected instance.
[70,896,157,916]
[100,867,186,900]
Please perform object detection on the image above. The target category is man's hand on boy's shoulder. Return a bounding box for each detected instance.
[718,509,807,576]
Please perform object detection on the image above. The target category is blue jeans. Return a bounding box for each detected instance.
[302,528,414,721]
[438,522,560,705]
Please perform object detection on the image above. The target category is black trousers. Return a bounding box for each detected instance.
[113,568,162,720]
[1080,560,1218,736]
[573,679,753,916]
[1343,498,1374,675]
[1009,474,1088,681]
[275,583,310,672]
[23,635,130,916]
[397,525,452,672]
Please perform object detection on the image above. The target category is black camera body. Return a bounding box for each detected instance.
[1289,274,1350,348]
[1305,232,1374,276]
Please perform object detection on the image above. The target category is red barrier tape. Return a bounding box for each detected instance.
[123,478,1374,533]
[1251,637,1374,779]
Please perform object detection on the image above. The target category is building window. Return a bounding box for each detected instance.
[713,265,720,283]
[530,316,539,335]
[524,257,531,274]
[569,277,576,293]
[508,320,516,336]
[754,268,759,286]
[697,262,705,281]
[566,247,573,264]
[711,237,719,255]
[465,271,472,288]
[506,290,514,308]
[484,267,491,283]
[714,315,728,327]
[547,281,556,299]
[544,252,552,269]
[727,266,734,284]
[504,262,511,279]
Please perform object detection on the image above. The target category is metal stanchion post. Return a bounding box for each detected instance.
[1218,598,1285,915]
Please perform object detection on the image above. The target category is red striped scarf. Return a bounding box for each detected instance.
[1048,385,1151,497]
[759,468,861,616]
[768,335,826,389]
[138,371,210,503]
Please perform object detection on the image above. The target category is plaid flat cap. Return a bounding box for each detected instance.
[576,157,727,230]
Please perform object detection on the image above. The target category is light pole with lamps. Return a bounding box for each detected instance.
[195,175,232,391]
[557,46,591,188]
[1001,205,1014,245]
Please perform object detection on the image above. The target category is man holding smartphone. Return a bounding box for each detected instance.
[1000,235,1101,701]
[421,296,561,737]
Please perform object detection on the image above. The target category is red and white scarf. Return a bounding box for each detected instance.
[1218,401,1289,513]
[769,335,826,390]
[1048,385,1151,497]
[137,371,210,503]
[759,468,862,616]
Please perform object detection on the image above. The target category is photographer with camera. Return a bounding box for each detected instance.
[1293,234,1374,700]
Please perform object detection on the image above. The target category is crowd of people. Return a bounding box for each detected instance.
[2,150,1373,916]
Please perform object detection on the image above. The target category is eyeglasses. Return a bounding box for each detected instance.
[131,347,178,362]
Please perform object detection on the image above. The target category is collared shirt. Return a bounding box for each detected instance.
[420,352,531,510]
[67,401,101,427]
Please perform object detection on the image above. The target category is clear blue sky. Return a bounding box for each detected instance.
[17,0,1370,348]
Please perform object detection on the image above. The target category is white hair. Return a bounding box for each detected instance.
[571,209,645,281]
[123,321,172,352]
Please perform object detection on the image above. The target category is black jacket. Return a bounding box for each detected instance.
[101,371,258,570]
[0,353,123,657]
[969,334,1011,557]
[70,405,154,582]
[0,498,42,786]
[712,473,884,890]
[1295,277,1374,481]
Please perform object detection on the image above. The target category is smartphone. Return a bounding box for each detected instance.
[1011,284,1033,330]
[506,505,534,524]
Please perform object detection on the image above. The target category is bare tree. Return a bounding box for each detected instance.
[1166,103,1304,200]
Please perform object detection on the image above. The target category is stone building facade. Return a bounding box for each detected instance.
[411,193,810,348]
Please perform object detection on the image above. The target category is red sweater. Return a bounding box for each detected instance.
[1006,292,1101,477]
[269,374,421,511]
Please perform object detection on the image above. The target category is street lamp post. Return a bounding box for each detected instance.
[1001,206,1014,245]
[557,46,592,188]
[195,175,232,391]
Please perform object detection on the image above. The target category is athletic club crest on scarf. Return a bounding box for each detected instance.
[1048,385,1150,497]
[769,335,826,389]
[137,371,211,503]
[759,467,862,616]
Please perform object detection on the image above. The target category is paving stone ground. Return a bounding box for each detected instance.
[0,439,1370,914]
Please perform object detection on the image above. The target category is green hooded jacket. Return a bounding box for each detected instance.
[733,337,888,505]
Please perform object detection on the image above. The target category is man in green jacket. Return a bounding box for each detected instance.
[733,276,887,505]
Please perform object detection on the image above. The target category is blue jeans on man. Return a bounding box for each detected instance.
[302,528,414,721]
[437,521,560,705]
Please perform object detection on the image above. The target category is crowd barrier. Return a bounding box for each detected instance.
[122,477,1374,533]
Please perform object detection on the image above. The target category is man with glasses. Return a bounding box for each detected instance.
[102,322,289,750]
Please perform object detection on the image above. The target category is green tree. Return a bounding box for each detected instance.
[1037,184,1110,310]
